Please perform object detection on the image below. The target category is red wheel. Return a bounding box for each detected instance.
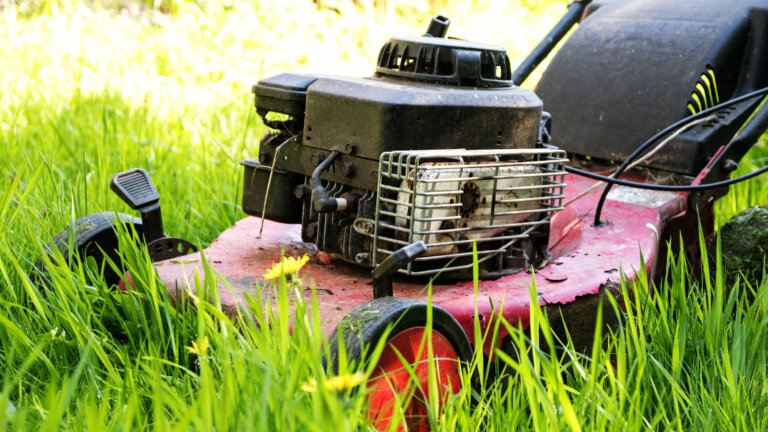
[329,297,473,432]
[367,327,463,431]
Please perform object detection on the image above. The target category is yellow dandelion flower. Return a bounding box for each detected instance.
[185,337,210,355]
[324,372,368,391]
[263,254,310,280]
[301,372,369,393]
[300,378,317,392]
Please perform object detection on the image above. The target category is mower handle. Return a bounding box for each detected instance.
[511,0,592,86]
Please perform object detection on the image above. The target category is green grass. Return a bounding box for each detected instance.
[2,0,768,430]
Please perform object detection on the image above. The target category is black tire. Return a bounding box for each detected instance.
[41,212,143,287]
[328,297,473,373]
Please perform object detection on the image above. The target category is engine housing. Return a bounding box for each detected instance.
[243,17,566,278]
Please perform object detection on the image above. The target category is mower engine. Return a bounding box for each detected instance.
[243,16,567,279]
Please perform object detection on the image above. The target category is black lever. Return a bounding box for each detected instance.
[110,168,164,243]
[110,168,198,262]
[372,241,428,298]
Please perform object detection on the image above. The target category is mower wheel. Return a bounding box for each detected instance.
[328,297,473,432]
[41,212,143,287]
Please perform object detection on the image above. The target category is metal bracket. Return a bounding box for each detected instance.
[371,241,428,298]
[336,142,357,155]
[147,237,198,262]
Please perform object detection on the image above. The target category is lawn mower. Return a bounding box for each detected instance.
[47,0,768,429]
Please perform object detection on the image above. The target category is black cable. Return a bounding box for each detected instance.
[592,86,768,225]
[566,165,768,191]
[311,150,342,213]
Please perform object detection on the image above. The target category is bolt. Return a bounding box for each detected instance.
[293,184,311,200]
[341,162,356,178]
[311,153,325,167]
[259,153,271,164]
[723,159,739,172]
[355,253,370,264]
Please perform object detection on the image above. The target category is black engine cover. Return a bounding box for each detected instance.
[252,73,543,190]
[246,17,556,279]
[303,76,542,164]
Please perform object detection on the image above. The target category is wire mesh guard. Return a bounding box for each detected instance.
[373,148,567,276]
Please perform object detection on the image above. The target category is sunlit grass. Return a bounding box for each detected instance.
[1,0,768,430]
[716,140,768,224]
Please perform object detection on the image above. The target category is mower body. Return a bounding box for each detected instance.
[132,0,768,352]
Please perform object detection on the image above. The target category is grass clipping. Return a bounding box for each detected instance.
[719,205,768,284]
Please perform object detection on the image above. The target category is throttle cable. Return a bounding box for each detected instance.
[579,86,768,225]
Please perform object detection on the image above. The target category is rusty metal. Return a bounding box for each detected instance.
[372,148,567,277]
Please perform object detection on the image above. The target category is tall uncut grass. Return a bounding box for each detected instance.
[1,0,768,430]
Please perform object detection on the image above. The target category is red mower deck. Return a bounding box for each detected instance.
[149,173,686,352]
